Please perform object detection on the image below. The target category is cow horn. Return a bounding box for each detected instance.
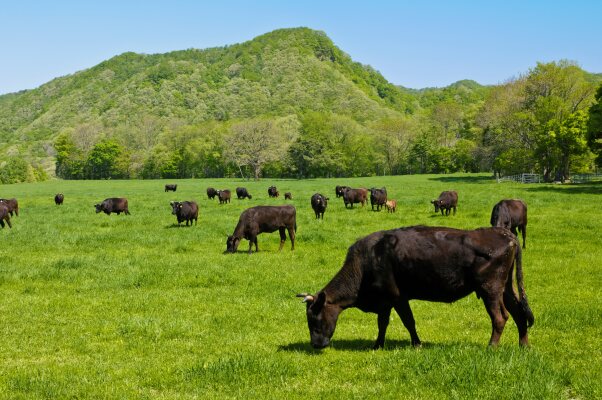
[296,293,314,303]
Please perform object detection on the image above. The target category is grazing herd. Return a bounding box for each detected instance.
[2,181,535,350]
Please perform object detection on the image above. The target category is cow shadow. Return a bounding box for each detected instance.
[164,224,195,229]
[279,339,440,353]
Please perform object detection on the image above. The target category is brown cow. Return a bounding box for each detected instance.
[284,192,292,200]
[370,187,387,211]
[94,198,130,215]
[226,205,296,254]
[310,193,328,219]
[343,188,368,209]
[431,191,458,216]
[170,201,198,226]
[0,203,11,228]
[165,184,177,192]
[207,187,218,200]
[268,186,280,198]
[385,199,397,213]
[236,187,252,200]
[217,190,231,204]
[298,226,534,349]
[55,193,64,205]
[491,199,528,249]
[0,198,18,217]
[335,185,349,198]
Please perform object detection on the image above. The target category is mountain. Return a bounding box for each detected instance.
[0,28,424,171]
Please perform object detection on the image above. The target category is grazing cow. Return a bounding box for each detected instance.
[165,184,177,192]
[342,188,368,209]
[0,203,11,229]
[236,187,253,200]
[431,191,458,216]
[94,198,130,215]
[268,186,280,198]
[0,198,18,217]
[217,190,231,204]
[55,193,64,205]
[335,185,349,198]
[385,199,397,213]
[491,199,528,249]
[170,201,198,226]
[284,192,292,200]
[226,205,296,254]
[297,226,534,349]
[207,187,218,200]
[310,193,329,219]
[370,187,388,211]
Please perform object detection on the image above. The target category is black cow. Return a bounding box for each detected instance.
[0,203,11,229]
[431,191,458,216]
[94,198,130,215]
[298,226,534,349]
[343,188,368,209]
[0,198,18,217]
[236,187,253,200]
[335,185,349,198]
[170,201,198,226]
[165,184,177,192]
[370,187,387,211]
[226,205,296,254]
[54,193,64,205]
[207,187,218,200]
[284,192,292,200]
[217,190,231,204]
[310,193,328,219]
[491,199,528,249]
[268,186,280,198]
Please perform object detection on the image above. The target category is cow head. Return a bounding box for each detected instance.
[431,199,441,213]
[248,194,252,199]
[297,291,340,349]
[171,201,182,215]
[226,235,241,253]
[94,203,102,213]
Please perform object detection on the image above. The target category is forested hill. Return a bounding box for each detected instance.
[1,28,600,182]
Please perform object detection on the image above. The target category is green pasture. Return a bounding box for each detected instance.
[0,174,601,399]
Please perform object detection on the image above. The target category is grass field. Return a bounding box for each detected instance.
[0,174,601,399]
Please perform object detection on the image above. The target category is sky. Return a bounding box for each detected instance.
[1,0,601,95]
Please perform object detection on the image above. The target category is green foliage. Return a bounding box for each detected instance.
[0,156,35,184]
[587,84,602,164]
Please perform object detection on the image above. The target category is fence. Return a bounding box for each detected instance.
[571,173,602,183]
[497,173,542,184]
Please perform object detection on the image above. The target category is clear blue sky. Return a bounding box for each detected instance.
[1,0,601,95]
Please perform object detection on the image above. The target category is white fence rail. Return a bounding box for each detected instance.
[571,173,602,183]
[497,173,542,184]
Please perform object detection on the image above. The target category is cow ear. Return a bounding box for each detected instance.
[311,291,326,314]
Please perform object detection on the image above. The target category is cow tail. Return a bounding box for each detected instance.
[515,243,534,327]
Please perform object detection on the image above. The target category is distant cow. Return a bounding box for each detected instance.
[268,186,280,198]
[94,198,130,215]
[217,189,231,204]
[0,203,11,229]
[335,185,349,198]
[491,199,528,249]
[385,199,397,213]
[297,226,534,349]
[431,191,458,216]
[165,184,177,192]
[236,187,253,200]
[370,187,387,211]
[54,193,64,205]
[284,192,292,200]
[0,198,18,217]
[207,187,218,200]
[342,188,368,209]
[226,205,296,254]
[310,193,329,219]
[170,201,198,226]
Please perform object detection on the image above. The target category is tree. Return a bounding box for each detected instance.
[224,118,294,180]
[587,84,602,165]
[85,140,129,179]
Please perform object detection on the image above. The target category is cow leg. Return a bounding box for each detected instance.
[482,293,507,346]
[453,206,456,215]
[279,227,286,251]
[254,237,259,253]
[374,308,392,349]
[503,281,529,346]
[288,226,295,250]
[247,237,254,254]
[393,300,421,347]
[0,220,4,228]
[520,225,526,249]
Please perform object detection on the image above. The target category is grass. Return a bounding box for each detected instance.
[0,174,600,399]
